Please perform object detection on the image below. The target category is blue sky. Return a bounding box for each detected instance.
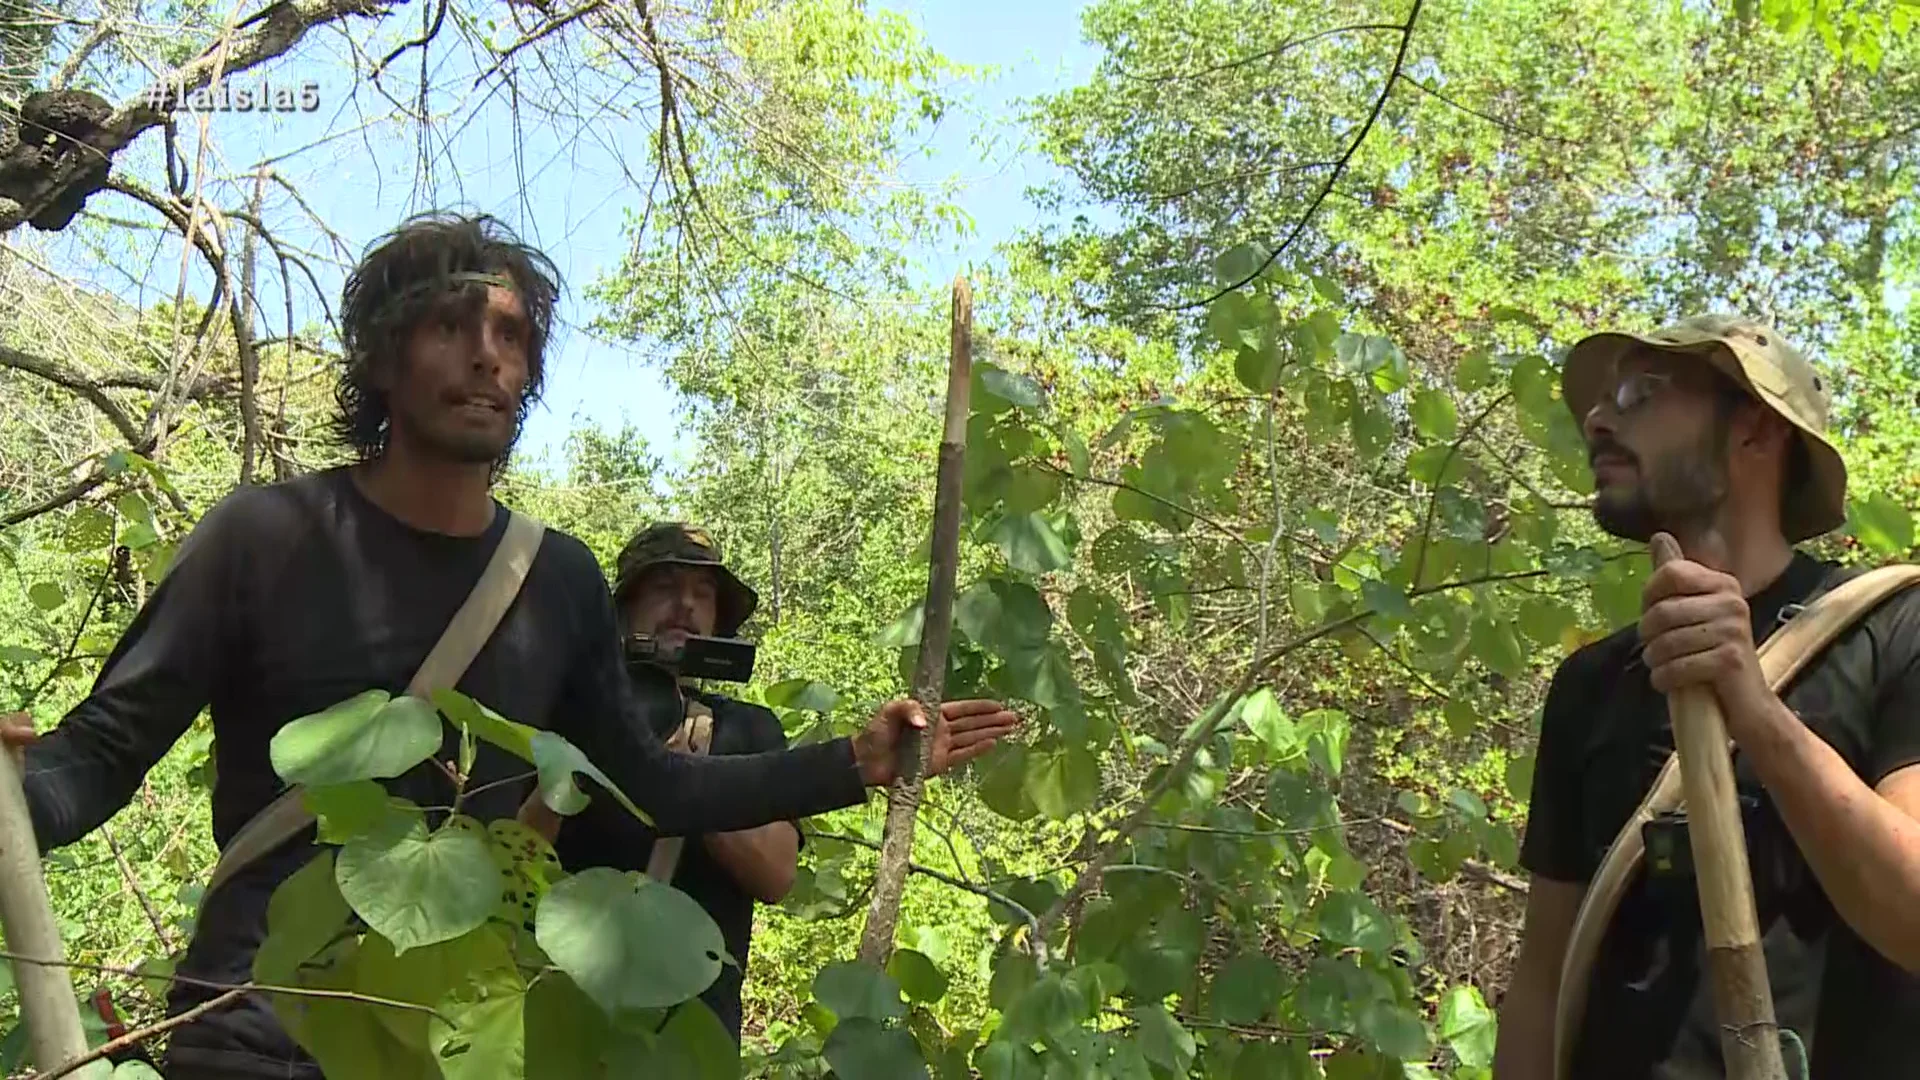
[37,0,1102,486]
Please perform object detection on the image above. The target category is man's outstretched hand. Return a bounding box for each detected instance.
[2,711,35,770]
[853,699,1021,787]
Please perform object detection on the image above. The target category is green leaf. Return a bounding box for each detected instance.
[999,465,1063,514]
[824,1017,929,1080]
[975,1041,1045,1080]
[992,512,1071,574]
[1356,999,1431,1060]
[524,974,610,1080]
[1411,389,1460,440]
[433,689,538,761]
[604,999,740,1079]
[536,868,727,1013]
[887,949,949,1004]
[428,964,528,1080]
[270,690,441,787]
[814,960,907,1022]
[1241,689,1297,754]
[1002,974,1082,1043]
[1456,348,1494,391]
[978,363,1045,411]
[1210,953,1284,1025]
[62,506,114,552]
[1849,492,1915,555]
[875,602,926,648]
[977,742,1038,821]
[1469,616,1526,679]
[1407,444,1470,487]
[1315,891,1395,955]
[1061,427,1091,476]
[955,579,1053,655]
[1131,1004,1197,1074]
[355,924,517,1052]
[1213,243,1268,285]
[28,582,65,610]
[1505,752,1536,802]
[253,850,353,985]
[765,678,840,713]
[335,810,499,953]
[303,780,397,844]
[1236,341,1285,394]
[1302,709,1350,778]
[0,645,42,665]
[1208,292,1262,352]
[1350,403,1393,460]
[1362,578,1413,623]
[529,730,651,825]
[1026,745,1099,820]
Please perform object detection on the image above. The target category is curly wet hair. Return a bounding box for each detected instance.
[333,211,562,462]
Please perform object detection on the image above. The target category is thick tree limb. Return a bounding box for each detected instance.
[0,342,142,444]
[857,276,971,966]
[0,0,398,233]
[0,469,112,529]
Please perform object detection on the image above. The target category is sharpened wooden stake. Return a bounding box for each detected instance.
[0,748,93,1076]
[1649,531,1788,1080]
[857,275,972,966]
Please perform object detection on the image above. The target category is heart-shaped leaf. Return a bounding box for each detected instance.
[335,810,499,953]
[535,868,727,1014]
[271,691,442,787]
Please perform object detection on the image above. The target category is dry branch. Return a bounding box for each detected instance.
[0,0,398,233]
[856,276,971,966]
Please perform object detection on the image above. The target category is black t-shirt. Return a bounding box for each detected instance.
[553,670,796,1043]
[1522,550,1920,1078]
[17,467,868,1078]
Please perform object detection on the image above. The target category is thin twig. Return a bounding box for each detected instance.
[42,988,250,1079]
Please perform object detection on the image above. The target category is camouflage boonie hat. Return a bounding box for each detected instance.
[613,522,759,636]
[1560,313,1847,543]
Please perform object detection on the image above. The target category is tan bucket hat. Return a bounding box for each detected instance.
[1560,313,1848,543]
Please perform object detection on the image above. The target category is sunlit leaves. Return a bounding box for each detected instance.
[1849,491,1915,555]
[887,949,950,1004]
[976,362,1046,412]
[536,869,727,1013]
[1439,985,1497,1068]
[1025,745,1100,819]
[271,691,441,787]
[28,582,65,610]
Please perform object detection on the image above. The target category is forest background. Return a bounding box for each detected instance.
[4,0,1920,1076]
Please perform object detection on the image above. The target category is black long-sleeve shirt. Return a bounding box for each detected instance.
[20,466,867,1077]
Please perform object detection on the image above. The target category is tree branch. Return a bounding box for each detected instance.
[0,0,398,233]
[1165,0,1425,312]
[808,829,1041,946]
[0,344,144,446]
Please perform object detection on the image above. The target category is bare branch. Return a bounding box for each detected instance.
[0,0,399,233]
[0,343,143,445]
[50,18,120,91]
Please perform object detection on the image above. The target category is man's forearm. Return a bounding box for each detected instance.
[1742,695,1920,970]
[703,823,799,903]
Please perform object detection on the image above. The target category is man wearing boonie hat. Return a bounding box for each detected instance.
[535,522,1015,1047]
[1492,315,1920,1078]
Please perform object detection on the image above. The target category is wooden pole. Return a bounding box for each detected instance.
[1649,532,1787,1080]
[0,749,93,1075]
[857,275,972,966]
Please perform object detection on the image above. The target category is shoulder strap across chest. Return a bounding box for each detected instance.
[1553,561,1920,1080]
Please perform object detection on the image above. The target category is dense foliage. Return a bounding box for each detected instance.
[5,0,1920,1076]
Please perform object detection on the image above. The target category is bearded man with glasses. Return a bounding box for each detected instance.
[1490,315,1920,1079]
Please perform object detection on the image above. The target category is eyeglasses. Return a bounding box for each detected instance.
[1599,370,1674,415]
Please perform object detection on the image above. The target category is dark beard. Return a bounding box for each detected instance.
[1592,430,1731,542]
[388,399,520,466]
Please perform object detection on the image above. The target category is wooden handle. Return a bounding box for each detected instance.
[0,748,92,1075]
[1648,533,1788,1080]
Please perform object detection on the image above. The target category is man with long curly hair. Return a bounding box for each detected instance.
[0,211,1019,1078]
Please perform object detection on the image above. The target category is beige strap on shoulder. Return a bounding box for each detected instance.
[205,510,547,894]
[1553,563,1920,1079]
[645,700,715,884]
